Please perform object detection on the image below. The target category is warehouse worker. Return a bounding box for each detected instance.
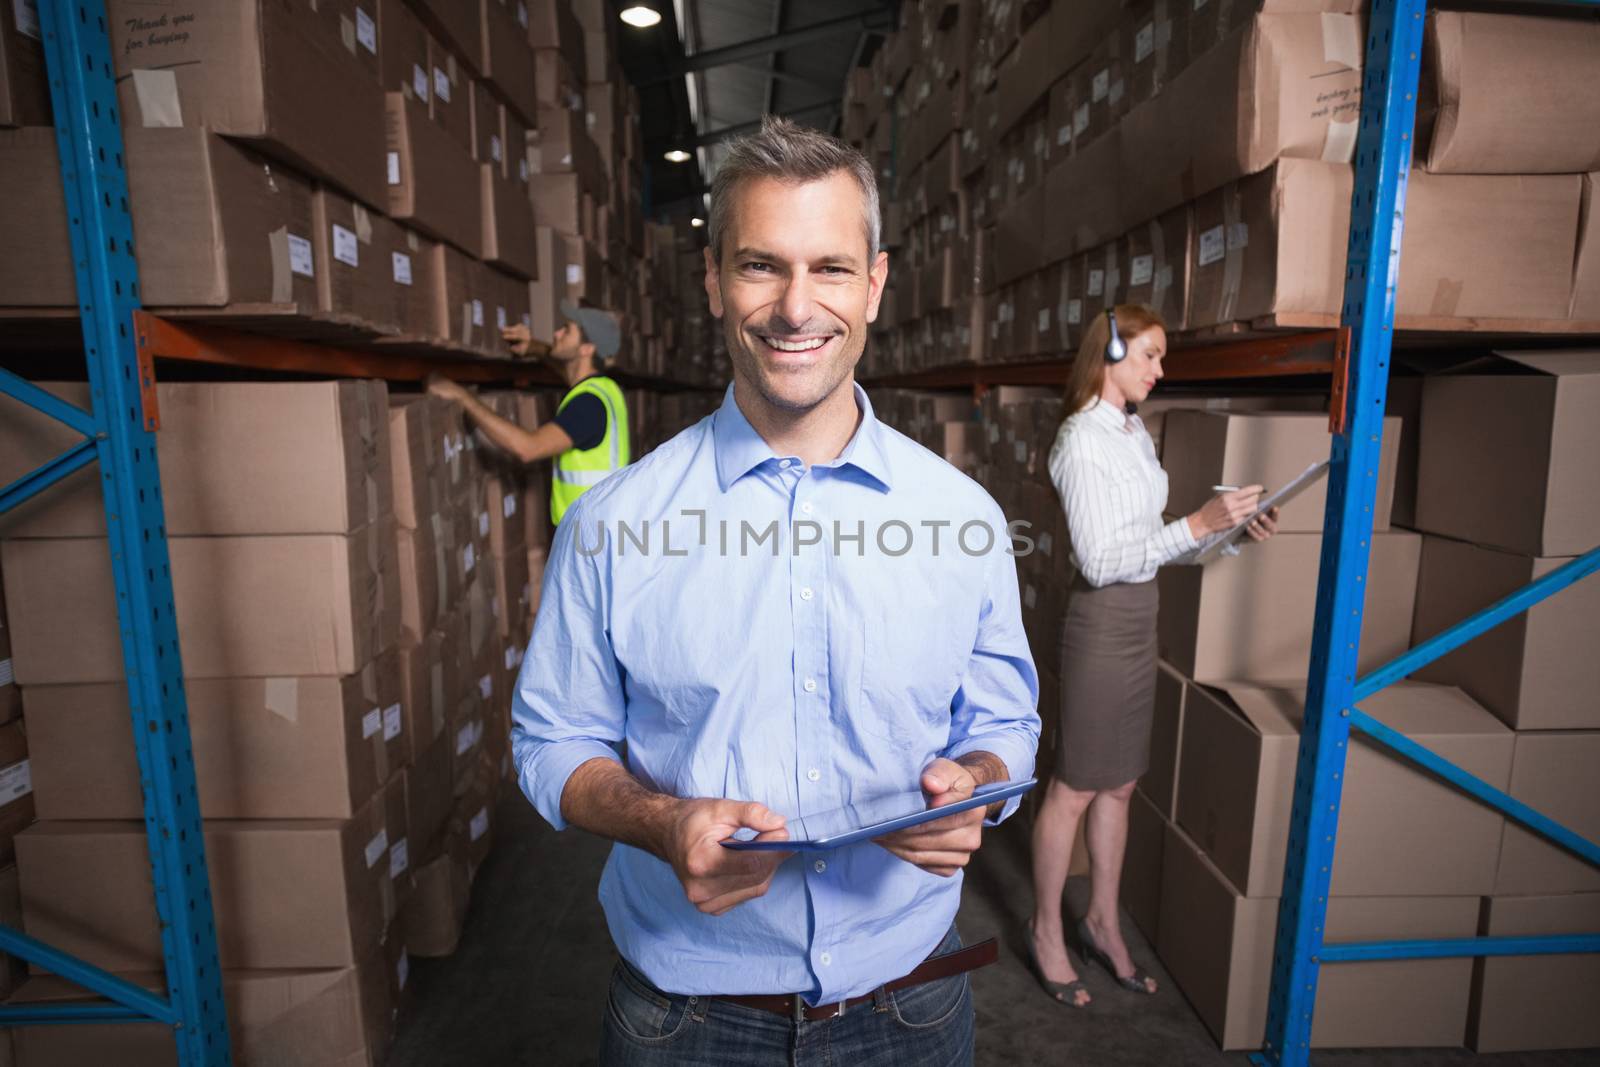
[426,301,631,524]
[512,117,1039,1067]
[1025,305,1280,1009]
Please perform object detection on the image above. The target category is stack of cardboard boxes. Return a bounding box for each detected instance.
[851,1,1600,378]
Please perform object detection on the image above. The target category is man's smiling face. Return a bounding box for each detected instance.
[704,172,889,413]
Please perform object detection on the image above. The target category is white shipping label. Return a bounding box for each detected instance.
[1037,308,1050,333]
[471,299,484,327]
[362,707,382,739]
[1067,299,1083,324]
[355,8,377,52]
[392,252,413,285]
[503,493,516,518]
[1227,222,1250,251]
[389,838,409,879]
[364,829,389,870]
[1056,123,1071,147]
[14,0,39,39]
[1074,104,1090,136]
[1198,225,1226,266]
[490,134,502,163]
[386,151,401,186]
[479,674,493,700]
[1136,23,1155,63]
[496,305,508,329]
[456,722,475,756]
[433,67,451,103]
[1088,269,1105,297]
[0,759,31,803]
[397,951,410,990]
[412,64,430,102]
[0,658,12,687]
[516,2,528,28]
[470,807,489,842]
[463,543,476,573]
[332,224,359,268]
[1130,254,1155,287]
[1092,69,1109,102]
[519,158,529,182]
[565,264,583,286]
[505,645,517,671]
[478,511,490,537]
[383,702,403,742]
[1038,531,1054,557]
[287,234,315,277]
[1013,439,1027,464]
[1024,585,1038,610]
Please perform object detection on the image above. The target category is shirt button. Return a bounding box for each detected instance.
[800,587,814,601]
[819,952,832,966]
[803,678,817,693]
[813,860,827,874]
[800,502,814,515]
[807,768,821,782]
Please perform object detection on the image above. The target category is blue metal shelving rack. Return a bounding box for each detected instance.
[0,1,231,1062]
[1254,1,1600,1064]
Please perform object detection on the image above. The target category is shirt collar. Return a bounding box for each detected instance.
[712,381,893,493]
[1083,396,1132,432]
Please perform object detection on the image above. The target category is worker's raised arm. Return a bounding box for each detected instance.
[427,377,574,465]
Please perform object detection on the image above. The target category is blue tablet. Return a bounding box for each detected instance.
[719,778,1037,852]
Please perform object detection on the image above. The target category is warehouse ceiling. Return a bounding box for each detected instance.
[615,0,895,223]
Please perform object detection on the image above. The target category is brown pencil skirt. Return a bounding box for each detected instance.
[1055,575,1160,792]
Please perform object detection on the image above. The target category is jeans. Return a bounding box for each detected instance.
[598,924,975,1067]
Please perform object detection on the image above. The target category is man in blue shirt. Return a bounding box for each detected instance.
[512,116,1040,1066]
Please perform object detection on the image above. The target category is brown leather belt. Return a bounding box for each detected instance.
[719,937,999,1023]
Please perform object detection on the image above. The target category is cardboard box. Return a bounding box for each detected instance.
[388,397,445,529]
[17,778,408,971]
[109,0,386,208]
[491,544,532,643]
[1177,680,1512,898]
[1124,788,1166,946]
[0,864,22,1000]
[24,652,402,821]
[1494,731,1600,896]
[1156,530,1420,684]
[10,954,393,1067]
[1141,662,1186,821]
[1576,173,1600,320]
[481,163,539,279]
[1468,893,1600,1053]
[1043,129,1123,262]
[0,0,48,127]
[1412,535,1600,731]
[312,188,400,334]
[0,571,18,725]
[1423,11,1600,175]
[426,36,473,152]
[1119,206,1190,331]
[397,521,442,645]
[0,380,389,539]
[0,722,32,868]
[1119,13,1364,229]
[378,0,431,106]
[384,92,484,257]
[478,0,538,123]
[380,225,441,338]
[412,0,483,65]
[403,848,470,958]
[399,629,449,765]
[0,127,320,310]
[530,171,584,238]
[531,104,606,190]
[407,731,454,855]
[1158,821,1479,1051]
[3,524,399,684]
[1187,160,1583,328]
[1163,412,1401,533]
[1414,353,1600,558]
[533,47,582,112]
[526,0,585,73]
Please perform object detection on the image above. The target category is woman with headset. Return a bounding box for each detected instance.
[1024,304,1279,1007]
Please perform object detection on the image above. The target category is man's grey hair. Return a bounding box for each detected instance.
[707,115,881,263]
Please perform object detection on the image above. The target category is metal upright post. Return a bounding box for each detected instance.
[17,1,232,1061]
[1254,2,1427,1064]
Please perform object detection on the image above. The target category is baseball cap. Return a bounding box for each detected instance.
[560,300,621,358]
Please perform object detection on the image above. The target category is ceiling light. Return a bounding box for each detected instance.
[620,5,661,28]
[663,149,691,163]
[690,217,704,228]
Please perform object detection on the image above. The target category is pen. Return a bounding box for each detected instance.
[1212,484,1240,493]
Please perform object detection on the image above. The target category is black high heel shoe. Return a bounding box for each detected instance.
[1023,919,1091,1007]
[1076,918,1157,995]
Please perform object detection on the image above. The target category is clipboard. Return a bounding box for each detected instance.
[1192,459,1330,563]
[719,779,1038,853]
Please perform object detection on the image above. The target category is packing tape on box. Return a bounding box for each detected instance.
[367,474,380,525]
[1218,184,1246,325]
[353,202,373,244]
[130,68,183,128]
[1322,13,1363,71]
[1321,119,1358,164]
[264,677,299,723]
[339,13,357,55]
[1149,218,1172,317]
[360,659,378,705]
[269,228,293,304]
[1429,276,1464,317]
[431,662,445,736]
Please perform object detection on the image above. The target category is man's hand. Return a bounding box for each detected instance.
[501,322,532,357]
[663,799,791,916]
[426,374,470,404]
[874,757,991,878]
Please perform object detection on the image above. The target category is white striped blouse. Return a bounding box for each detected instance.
[1048,397,1231,588]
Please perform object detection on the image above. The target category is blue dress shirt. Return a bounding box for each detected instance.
[512,382,1040,1005]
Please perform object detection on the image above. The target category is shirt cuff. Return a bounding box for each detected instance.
[520,738,622,832]
[1167,515,1199,554]
[945,733,1037,827]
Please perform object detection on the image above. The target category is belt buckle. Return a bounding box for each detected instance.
[790,994,846,1023]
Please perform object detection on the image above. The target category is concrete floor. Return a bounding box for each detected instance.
[390,795,1597,1067]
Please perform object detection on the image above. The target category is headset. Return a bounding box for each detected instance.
[1104,308,1127,364]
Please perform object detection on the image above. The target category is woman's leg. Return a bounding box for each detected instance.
[1029,776,1095,1000]
[1081,780,1157,992]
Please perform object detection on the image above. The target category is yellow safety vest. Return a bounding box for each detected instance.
[551,375,630,525]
